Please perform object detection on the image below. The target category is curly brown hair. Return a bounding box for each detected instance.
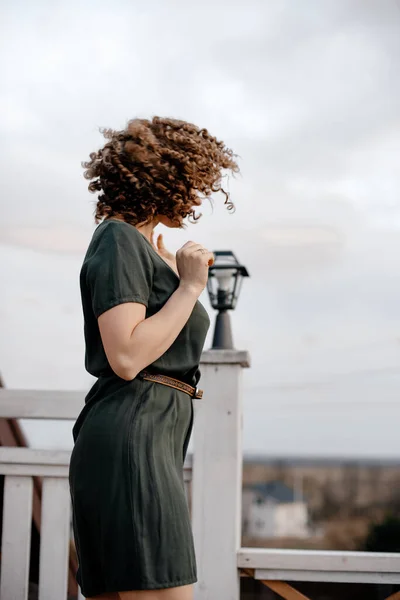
[82,117,239,227]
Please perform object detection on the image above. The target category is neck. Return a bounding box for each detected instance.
[136,217,160,242]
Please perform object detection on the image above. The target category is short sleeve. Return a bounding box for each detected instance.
[84,222,154,319]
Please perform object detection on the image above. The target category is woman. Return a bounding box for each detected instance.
[69,117,238,600]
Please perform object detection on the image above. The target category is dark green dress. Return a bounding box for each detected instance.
[69,219,210,597]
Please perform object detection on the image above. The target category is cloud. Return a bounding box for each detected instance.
[0,226,92,254]
[1,0,400,455]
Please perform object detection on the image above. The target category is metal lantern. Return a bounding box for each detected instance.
[207,250,249,349]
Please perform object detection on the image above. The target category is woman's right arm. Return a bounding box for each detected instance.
[98,241,213,381]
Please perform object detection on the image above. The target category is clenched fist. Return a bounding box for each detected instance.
[176,241,214,295]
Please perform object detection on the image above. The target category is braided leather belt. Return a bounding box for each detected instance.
[139,370,203,400]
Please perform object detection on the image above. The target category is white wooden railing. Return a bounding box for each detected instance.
[239,548,400,599]
[0,447,71,600]
[1,356,400,600]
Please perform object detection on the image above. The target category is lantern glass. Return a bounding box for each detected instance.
[207,251,248,311]
[214,253,237,294]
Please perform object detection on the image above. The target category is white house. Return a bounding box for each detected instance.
[243,481,309,539]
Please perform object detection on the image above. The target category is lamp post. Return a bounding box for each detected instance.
[206,250,249,350]
[194,255,251,600]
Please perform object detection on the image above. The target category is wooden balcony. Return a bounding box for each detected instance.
[1,360,400,600]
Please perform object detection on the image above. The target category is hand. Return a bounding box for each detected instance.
[176,241,214,295]
[151,231,179,275]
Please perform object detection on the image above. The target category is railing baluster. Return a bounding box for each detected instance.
[0,476,33,600]
[38,477,71,600]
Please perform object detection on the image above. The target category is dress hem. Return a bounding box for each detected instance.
[80,575,197,597]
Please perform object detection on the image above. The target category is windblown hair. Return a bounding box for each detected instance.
[82,117,239,226]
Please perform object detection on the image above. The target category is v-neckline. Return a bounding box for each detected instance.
[103,218,180,281]
[138,229,181,281]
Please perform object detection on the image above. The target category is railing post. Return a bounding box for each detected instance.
[192,349,250,600]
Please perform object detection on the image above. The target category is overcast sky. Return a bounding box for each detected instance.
[1,0,400,457]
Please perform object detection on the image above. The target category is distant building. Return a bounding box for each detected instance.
[243,481,309,539]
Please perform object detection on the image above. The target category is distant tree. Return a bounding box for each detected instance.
[363,514,400,552]
[317,479,341,520]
